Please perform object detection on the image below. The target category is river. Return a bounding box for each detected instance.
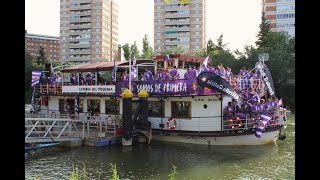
[25,115,295,179]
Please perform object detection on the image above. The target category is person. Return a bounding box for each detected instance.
[225,67,233,82]
[121,71,129,81]
[223,102,234,119]
[144,68,154,81]
[188,66,197,79]
[208,64,216,74]
[169,66,180,80]
[155,69,163,80]
[217,63,226,79]
[66,103,72,119]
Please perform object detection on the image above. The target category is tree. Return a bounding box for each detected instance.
[160,46,184,55]
[216,34,228,50]
[130,41,140,60]
[164,0,190,5]
[255,12,272,49]
[141,34,154,59]
[36,45,48,65]
[122,43,131,61]
[25,52,42,103]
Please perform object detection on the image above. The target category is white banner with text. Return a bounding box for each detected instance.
[62,85,116,93]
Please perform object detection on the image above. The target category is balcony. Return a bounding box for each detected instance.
[70,43,91,48]
[70,4,91,11]
[165,19,190,25]
[70,0,91,3]
[70,30,91,35]
[69,49,91,54]
[165,5,190,12]
[165,13,190,18]
[70,10,92,16]
[70,24,92,29]
[70,17,91,23]
[69,56,91,61]
[165,33,190,38]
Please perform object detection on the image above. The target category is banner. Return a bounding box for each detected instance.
[31,71,42,87]
[260,64,276,97]
[116,78,218,96]
[197,72,241,101]
[62,85,115,93]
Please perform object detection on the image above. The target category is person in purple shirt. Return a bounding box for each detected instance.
[250,101,259,116]
[208,64,216,74]
[144,68,154,81]
[121,71,129,81]
[217,63,226,79]
[239,66,248,90]
[242,88,251,100]
[223,102,234,119]
[162,69,170,81]
[183,69,189,79]
[169,66,180,80]
[188,66,197,79]
[241,100,251,116]
[155,69,163,80]
[225,67,233,82]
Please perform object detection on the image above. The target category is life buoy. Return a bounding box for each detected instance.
[229,116,242,129]
[51,112,56,118]
[166,117,176,130]
[251,115,260,128]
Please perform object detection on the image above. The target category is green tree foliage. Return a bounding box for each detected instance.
[130,41,140,60]
[164,0,190,5]
[255,12,272,49]
[141,34,154,59]
[25,52,42,103]
[36,46,48,65]
[216,34,228,50]
[122,43,131,61]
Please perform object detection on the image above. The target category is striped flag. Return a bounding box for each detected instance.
[31,71,42,87]
[131,56,137,80]
[255,113,273,138]
[165,54,170,62]
[75,94,79,115]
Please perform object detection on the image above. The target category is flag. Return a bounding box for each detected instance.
[112,66,117,81]
[75,94,79,115]
[198,56,209,74]
[165,54,170,62]
[131,56,137,80]
[255,113,273,138]
[31,71,42,87]
[278,98,283,107]
[202,56,209,68]
[50,60,54,74]
[31,87,35,110]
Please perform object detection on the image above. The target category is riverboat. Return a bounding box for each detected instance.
[31,54,287,146]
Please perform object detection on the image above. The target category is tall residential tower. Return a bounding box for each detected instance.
[154,0,207,54]
[60,0,118,64]
[262,0,295,37]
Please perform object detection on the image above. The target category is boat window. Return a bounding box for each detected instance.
[105,99,120,115]
[87,99,100,114]
[148,101,165,117]
[157,61,164,68]
[171,101,191,118]
[178,61,183,68]
[59,99,66,113]
[167,60,174,68]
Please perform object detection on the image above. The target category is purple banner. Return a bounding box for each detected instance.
[116,78,219,97]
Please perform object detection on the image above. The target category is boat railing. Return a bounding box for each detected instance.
[25,113,123,141]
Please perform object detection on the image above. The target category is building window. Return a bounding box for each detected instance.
[196,32,200,35]
[167,60,174,68]
[157,61,164,68]
[196,18,199,21]
[157,39,161,43]
[171,101,191,118]
[157,6,161,10]
[96,55,99,58]
[87,99,100,114]
[196,38,199,42]
[157,32,161,36]
[157,12,161,17]
[196,25,199,28]
[105,100,120,115]
[196,46,199,49]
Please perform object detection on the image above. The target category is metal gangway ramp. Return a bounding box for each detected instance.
[25,117,84,143]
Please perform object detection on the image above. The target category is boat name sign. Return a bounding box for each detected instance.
[62,85,116,93]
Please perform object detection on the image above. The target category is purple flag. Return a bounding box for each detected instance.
[165,54,170,62]
[31,71,42,87]
[75,94,79,115]
[112,66,117,81]
[131,56,137,80]
[255,113,273,138]
[31,87,35,110]
[278,98,283,106]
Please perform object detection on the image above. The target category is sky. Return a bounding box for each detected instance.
[25,0,261,55]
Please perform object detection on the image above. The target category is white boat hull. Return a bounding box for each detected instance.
[152,130,279,146]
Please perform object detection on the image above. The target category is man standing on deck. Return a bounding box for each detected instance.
[144,68,154,81]
[169,66,180,80]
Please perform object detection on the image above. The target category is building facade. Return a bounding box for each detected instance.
[25,31,60,60]
[60,0,119,64]
[154,0,206,55]
[262,0,295,37]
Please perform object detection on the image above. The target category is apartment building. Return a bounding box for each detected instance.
[154,0,207,54]
[25,31,60,60]
[262,0,295,37]
[60,0,119,64]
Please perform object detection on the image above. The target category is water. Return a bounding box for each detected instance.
[25,115,295,180]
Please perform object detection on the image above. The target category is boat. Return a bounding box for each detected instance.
[31,54,287,146]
